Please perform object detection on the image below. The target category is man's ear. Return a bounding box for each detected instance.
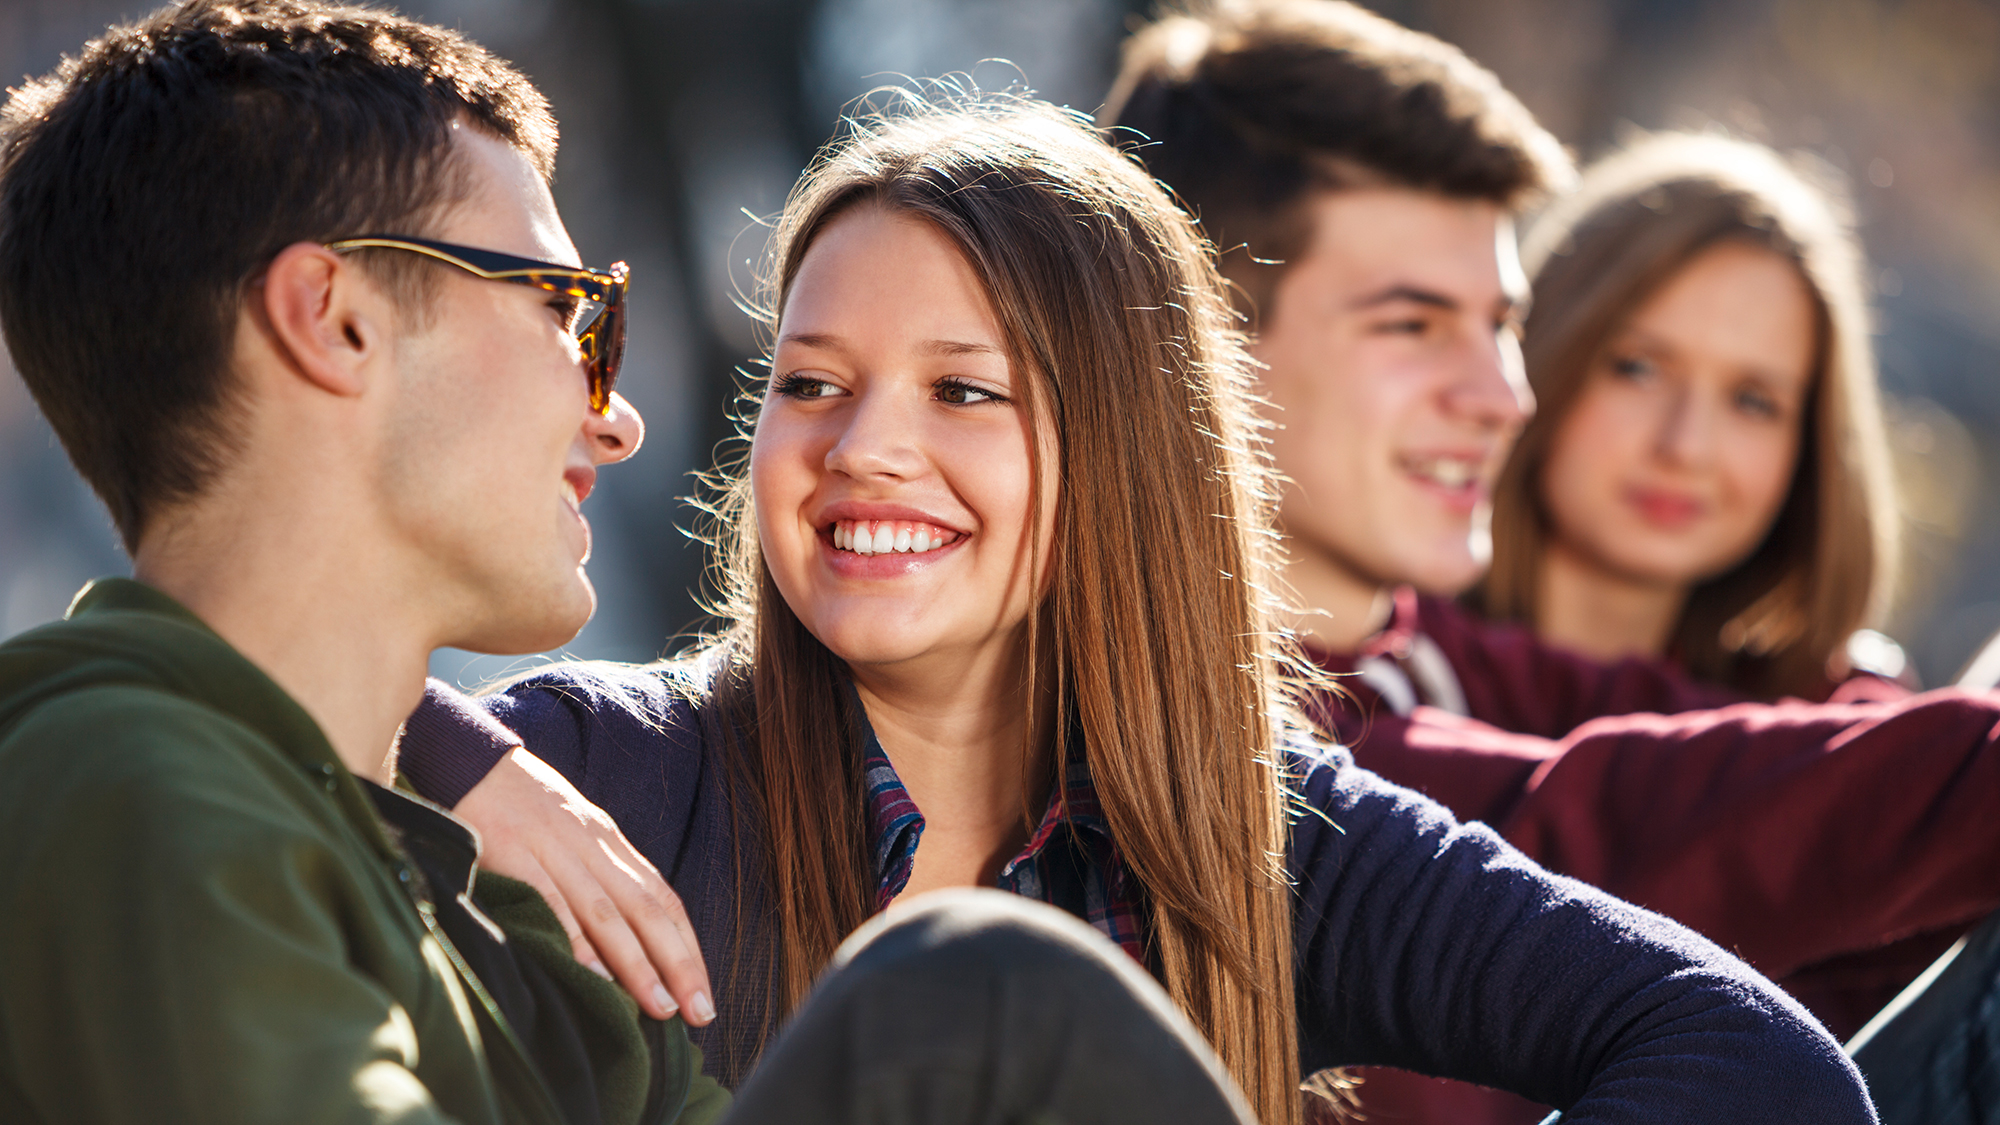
[253,242,391,398]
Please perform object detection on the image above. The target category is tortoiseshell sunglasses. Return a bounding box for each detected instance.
[325,235,628,415]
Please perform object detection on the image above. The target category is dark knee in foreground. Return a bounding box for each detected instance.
[831,888,1133,990]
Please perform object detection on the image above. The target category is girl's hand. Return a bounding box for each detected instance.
[454,747,716,1024]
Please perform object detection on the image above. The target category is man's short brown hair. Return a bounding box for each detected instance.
[1102,0,1572,321]
[0,0,558,551]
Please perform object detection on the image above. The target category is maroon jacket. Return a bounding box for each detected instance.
[1312,590,1989,1125]
[1316,587,1907,742]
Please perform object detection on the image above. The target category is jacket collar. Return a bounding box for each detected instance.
[1303,584,1423,673]
[44,578,404,862]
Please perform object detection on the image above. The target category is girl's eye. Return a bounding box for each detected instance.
[936,378,1005,406]
[1734,386,1782,419]
[773,371,842,399]
[1608,354,1656,382]
[1375,317,1430,337]
[549,296,581,329]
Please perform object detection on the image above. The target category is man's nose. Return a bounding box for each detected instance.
[1444,329,1535,429]
[584,391,645,465]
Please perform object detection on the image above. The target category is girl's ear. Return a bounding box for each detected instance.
[252,241,389,398]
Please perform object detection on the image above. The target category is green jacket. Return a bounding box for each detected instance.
[0,579,729,1125]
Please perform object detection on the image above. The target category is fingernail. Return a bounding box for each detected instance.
[691,990,716,1023]
[652,984,678,1017]
[586,960,613,981]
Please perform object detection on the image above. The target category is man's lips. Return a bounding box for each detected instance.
[1397,452,1489,513]
[561,469,595,563]
[564,465,597,507]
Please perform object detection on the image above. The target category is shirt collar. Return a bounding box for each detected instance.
[1356,585,1422,660]
[861,719,927,909]
[856,699,1111,908]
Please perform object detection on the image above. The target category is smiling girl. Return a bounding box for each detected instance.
[1474,132,1901,700]
[395,99,1871,1122]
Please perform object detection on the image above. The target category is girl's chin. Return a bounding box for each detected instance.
[806,620,947,670]
[1584,540,1733,588]
[806,614,1019,676]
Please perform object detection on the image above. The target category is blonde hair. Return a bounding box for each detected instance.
[698,93,1308,1123]
[1475,132,1898,698]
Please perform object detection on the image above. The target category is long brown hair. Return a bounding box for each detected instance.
[1473,132,1898,699]
[697,94,1304,1123]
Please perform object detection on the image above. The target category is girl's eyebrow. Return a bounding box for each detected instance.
[1612,326,1675,359]
[918,338,1002,357]
[776,333,1000,358]
[777,331,844,352]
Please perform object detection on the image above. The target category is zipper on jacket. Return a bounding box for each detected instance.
[413,897,572,1125]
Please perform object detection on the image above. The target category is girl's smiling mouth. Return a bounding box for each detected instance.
[830,518,964,555]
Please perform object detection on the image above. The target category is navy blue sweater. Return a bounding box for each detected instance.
[401,662,1874,1123]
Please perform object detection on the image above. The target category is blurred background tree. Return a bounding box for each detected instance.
[2,0,1994,688]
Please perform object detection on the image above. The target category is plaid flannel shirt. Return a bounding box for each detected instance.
[862,729,1147,962]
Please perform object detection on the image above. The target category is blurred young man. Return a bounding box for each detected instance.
[1101,0,1738,729]
[0,2,728,1121]
[1106,3,2000,1122]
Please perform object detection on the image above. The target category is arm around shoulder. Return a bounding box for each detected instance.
[399,663,698,810]
[1288,744,1876,1124]
[403,665,720,1027]
[1498,688,2000,978]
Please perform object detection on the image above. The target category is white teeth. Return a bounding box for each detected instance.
[1408,457,1478,490]
[831,519,956,555]
[562,480,581,508]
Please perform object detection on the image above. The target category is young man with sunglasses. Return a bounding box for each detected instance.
[0,4,1296,1123]
[0,2,722,1121]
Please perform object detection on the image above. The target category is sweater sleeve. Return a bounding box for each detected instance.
[398,677,524,808]
[1289,745,1875,1123]
[1496,689,2000,980]
[398,672,617,809]
[1343,708,1555,826]
[1418,596,1748,738]
[399,665,711,840]
[1348,688,2000,996]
